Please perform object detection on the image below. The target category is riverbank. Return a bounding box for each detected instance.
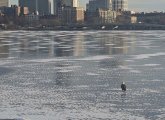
[1,23,165,31]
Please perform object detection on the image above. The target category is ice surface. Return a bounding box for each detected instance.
[0,31,165,120]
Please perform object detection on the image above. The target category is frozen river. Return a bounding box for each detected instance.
[0,30,165,120]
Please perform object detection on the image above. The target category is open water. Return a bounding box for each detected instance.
[0,30,165,120]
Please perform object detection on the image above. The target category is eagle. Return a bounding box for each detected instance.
[121,82,126,91]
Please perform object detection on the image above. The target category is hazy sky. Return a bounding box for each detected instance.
[10,0,165,12]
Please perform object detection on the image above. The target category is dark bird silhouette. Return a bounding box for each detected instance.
[121,82,126,91]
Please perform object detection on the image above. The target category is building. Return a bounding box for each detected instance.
[0,5,29,16]
[19,0,51,15]
[0,5,18,16]
[116,11,137,24]
[17,6,29,16]
[130,16,137,23]
[39,0,51,15]
[24,14,39,24]
[136,12,165,25]
[86,0,117,24]
[53,0,83,23]
[87,0,128,12]
[62,6,72,24]
[0,0,10,7]
[116,14,137,24]
[62,6,84,24]
[87,0,112,12]
[96,8,116,24]
[53,0,61,15]
[112,0,128,11]
[86,8,116,24]
[19,0,35,14]
[53,0,78,15]
[63,0,78,7]
[72,7,84,23]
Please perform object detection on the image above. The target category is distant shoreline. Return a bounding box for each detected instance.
[1,23,165,31]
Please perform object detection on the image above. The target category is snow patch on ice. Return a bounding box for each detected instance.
[58,69,73,73]
[130,70,141,73]
[144,64,160,66]
[86,72,99,76]
[142,88,160,94]
[119,65,141,73]
[29,58,66,63]
[132,52,165,60]
[75,55,112,61]
[140,79,163,82]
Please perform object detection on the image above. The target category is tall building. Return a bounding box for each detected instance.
[19,0,51,15]
[62,6,84,24]
[0,5,18,16]
[87,0,112,12]
[0,0,10,7]
[53,0,78,15]
[96,8,116,24]
[53,0,61,15]
[86,0,118,24]
[63,0,78,7]
[112,0,128,11]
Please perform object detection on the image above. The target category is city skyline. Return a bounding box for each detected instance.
[9,0,165,12]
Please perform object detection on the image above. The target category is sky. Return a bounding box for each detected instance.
[10,0,165,12]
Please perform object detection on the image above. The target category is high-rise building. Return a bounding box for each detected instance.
[0,0,10,7]
[53,0,61,15]
[19,0,51,15]
[63,0,78,7]
[87,0,112,12]
[62,6,84,24]
[53,0,79,15]
[86,0,118,24]
[112,0,128,11]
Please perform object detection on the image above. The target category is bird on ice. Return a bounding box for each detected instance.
[121,82,126,92]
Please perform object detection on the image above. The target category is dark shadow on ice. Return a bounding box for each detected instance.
[100,57,123,68]
[121,92,127,103]
[55,71,71,86]
[121,92,126,98]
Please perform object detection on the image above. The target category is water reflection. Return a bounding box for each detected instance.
[74,33,85,57]
[0,33,9,58]
[54,62,73,86]
[0,31,132,58]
